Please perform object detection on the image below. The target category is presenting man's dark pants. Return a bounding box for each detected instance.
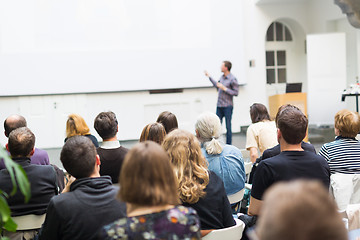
[216,106,233,144]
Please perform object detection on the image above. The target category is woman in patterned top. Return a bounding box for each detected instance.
[99,141,201,240]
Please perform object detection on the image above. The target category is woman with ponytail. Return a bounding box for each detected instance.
[195,112,246,196]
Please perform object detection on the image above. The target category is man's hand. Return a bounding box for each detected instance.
[62,176,76,193]
[216,82,227,91]
[204,70,210,77]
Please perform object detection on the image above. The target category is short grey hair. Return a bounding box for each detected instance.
[195,112,223,154]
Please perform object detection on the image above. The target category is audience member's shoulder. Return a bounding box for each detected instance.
[34,148,48,156]
[223,144,241,154]
[120,146,129,153]
[262,144,280,160]
[301,141,316,153]
[208,170,223,185]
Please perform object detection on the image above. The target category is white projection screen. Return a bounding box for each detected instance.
[0,0,246,96]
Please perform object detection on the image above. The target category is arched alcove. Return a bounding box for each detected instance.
[265,18,307,96]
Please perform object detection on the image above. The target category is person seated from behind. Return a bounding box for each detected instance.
[156,111,178,134]
[37,136,126,240]
[248,105,330,216]
[319,109,360,174]
[261,104,316,160]
[0,127,58,217]
[255,180,347,240]
[1,114,49,169]
[65,113,99,147]
[246,103,278,163]
[94,111,128,184]
[139,122,166,145]
[249,104,316,183]
[99,141,201,239]
[195,112,245,196]
[162,129,235,233]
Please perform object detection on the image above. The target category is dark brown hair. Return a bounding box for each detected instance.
[8,127,35,157]
[250,103,271,123]
[119,141,180,206]
[94,111,118,140]
[156,111,178,134]
[4,115,27,137]
[223,61,232,71]
[60,136,96,178]
[276,105,308,144]
[257,180,347,240]
[139,123,166,145]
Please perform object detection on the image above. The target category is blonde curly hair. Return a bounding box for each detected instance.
[162,129,209,204]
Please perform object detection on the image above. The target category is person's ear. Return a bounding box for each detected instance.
[5,143,9,152]
[277,128,281,143]
[96,154,101,166]
[29,148,35,157]
[195,129,200,138]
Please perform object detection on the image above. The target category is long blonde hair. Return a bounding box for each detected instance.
[195,112,223,154]
[66,114,91,138]
[162,129,209,204]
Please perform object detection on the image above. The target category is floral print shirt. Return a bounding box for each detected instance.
[99,205,201,240]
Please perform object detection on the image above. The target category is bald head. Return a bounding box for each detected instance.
[4,115,27,137]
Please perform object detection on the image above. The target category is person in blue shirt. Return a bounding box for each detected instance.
[195,112,246,196]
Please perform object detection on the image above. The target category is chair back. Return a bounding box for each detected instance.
[240,149,250,163]
[12,214,46,230]
[227,189,245,205]
[331,173,360,212]
[202,218,245,240]
[244,162,253,175]
[2,214,46,240]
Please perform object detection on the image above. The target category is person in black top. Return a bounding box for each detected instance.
[249,141,316,183]
[0,127,57,217]
[37,136,126,240]
[94,111,128,184]
[248,105,330,216]
[162,129,235,232]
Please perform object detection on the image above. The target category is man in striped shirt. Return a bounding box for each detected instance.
[204,61,239,144]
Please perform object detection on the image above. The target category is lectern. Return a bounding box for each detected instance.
[268,93,307,119]
[269,92,308,141]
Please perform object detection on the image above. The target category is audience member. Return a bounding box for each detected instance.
[256,180,347,240]
[99,141,201,239]
[162,129,235,231]
[319,109,360,174]
[37,136,126,240]
[246,103,277,163]
[248,105,330,216]
[0,127,57,217]
[195,112,245,195]
[156,111,178,134]
[139,122,166,144]
[65,113,99,147]
[249,104,316,183]
[1,114,49,169]
[94,111,128,184]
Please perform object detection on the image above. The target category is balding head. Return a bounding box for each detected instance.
[8,127,35,158]
[4,115,27,137]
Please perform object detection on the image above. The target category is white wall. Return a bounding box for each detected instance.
[1,0,359,149]
[0,87,251,148]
